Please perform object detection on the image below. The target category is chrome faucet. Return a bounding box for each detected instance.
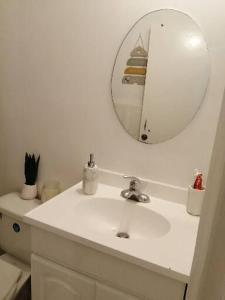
[121,176,150,203]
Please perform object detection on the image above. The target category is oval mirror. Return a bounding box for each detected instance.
[111,9,210,144]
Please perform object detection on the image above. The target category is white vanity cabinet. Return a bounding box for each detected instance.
[32,255,140,300]
[31,255,96,300]
[29,228,186,300]
[25,178,196,300]
[96,283,139,300]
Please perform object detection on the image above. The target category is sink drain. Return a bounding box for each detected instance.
[116,232,130,239]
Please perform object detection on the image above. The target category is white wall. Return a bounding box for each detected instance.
[201,179,225,300]
[187,89,225,299]
[0,0,225,194]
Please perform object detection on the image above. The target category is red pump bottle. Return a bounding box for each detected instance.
[193,173,203,190]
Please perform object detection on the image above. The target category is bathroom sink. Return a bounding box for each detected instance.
[74,197,170,240]
[24,171,200,282]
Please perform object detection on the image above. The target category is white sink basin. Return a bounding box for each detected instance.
[74,197,170,240]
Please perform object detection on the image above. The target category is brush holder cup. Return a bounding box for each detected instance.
[21,184,38,200]
[187,185,205,216]
[41,180,61,203]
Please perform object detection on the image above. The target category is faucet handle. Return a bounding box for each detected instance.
[123,175,141,191]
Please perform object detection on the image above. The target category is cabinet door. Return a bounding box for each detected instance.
[96,283,140,300]
[32,254,95,300]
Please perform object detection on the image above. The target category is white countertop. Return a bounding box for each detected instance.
[24,182,199,283]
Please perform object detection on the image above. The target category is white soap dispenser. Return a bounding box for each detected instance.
[82,153,98,195]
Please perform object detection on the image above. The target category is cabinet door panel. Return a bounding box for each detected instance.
[32,254,95,300]
[96,283,140,300]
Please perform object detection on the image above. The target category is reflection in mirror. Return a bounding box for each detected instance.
[111,9,209,144]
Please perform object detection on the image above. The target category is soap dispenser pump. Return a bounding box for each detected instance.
[82,153,98,195]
